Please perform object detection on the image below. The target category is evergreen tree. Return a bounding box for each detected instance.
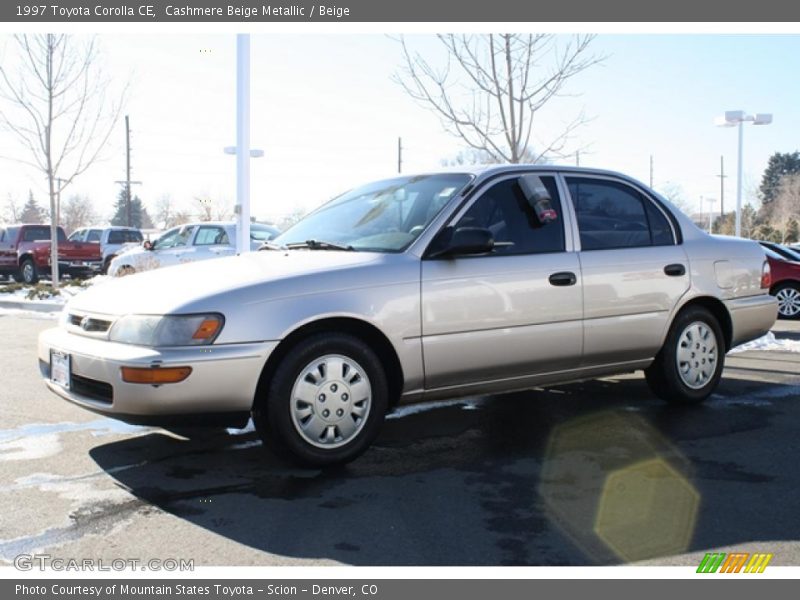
[110,188,154,229]
[19,190,46,223]
[759,151,800,205]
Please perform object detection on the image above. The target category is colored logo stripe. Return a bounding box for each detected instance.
[697,552,773,573]
[744,553,773,573]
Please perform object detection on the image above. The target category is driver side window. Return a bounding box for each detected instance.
[454,176,565,256]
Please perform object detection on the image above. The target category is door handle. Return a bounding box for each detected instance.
[549,271,577,286]
[664,263,686,277]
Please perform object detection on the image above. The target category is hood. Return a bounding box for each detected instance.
[68,250,386,316]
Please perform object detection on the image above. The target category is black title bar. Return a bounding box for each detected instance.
[3,0,800,22]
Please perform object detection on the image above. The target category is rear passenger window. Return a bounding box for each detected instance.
[453,175,564,256]
[566,177,674,250]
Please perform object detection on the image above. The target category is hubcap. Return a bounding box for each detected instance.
[776,287,800,317]
[290,354,371,449]
[676,321,718,389]
[23,263,33,282]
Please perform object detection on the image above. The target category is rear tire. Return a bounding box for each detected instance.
[645,306,724,405]
[252,333,388,467]
[19,258,39,285]
[773,282,800,320]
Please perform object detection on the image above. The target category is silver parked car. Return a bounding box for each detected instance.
[107,221,280,277]
[39,166,777,466]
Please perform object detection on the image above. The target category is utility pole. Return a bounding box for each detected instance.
[115,115,141,227]
[721,156,725,216]
[649,155,654,188]
[397,137,403,174]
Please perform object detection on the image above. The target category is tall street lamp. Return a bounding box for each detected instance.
[715,110,772,238]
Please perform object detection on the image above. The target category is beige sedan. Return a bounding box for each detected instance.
[39,166,777,466]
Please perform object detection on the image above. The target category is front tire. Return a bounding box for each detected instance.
[19,258,39,285]
[645,306,724,405]
[773,282,800,320]
[253,333,388,467]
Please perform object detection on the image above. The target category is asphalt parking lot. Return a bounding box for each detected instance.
[0,313,799,567]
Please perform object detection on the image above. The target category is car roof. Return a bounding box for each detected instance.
[399,164,652,187]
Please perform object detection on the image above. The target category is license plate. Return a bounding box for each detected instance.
[50,351,71,390]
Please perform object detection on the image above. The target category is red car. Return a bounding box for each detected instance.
[761,245,800,319]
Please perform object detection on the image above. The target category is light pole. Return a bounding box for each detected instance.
[715,110,772,238]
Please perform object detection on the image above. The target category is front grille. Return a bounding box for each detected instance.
[68,313,113,333]
[71,374,113,404]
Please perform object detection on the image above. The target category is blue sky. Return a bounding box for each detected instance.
[1,33,798,224]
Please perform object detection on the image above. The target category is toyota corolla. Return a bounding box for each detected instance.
[38,166,778,466]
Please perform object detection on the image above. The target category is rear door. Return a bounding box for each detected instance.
[563,174,689,366]
[421,173,583,389]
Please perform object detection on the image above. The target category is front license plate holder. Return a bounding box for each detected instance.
[50,350,71,390]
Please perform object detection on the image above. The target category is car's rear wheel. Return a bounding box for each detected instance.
[253,333,388,466]
[19,258,39,285]
[774,282,800,319]
[645,306,724,405]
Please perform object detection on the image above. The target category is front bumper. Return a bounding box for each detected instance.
[725,293,778,348]
[38,326,277,424]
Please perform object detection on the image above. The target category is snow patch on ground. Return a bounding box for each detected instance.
[0,275,108,306]
[730,331,800,354]
[387,397,484,419]
[0,308,58,319]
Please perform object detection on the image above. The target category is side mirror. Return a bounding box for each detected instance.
[143,240,153,250]
[519,175,558,224]
[430,227,494,258]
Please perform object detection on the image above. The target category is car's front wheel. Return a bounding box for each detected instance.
[253,333,388,466]
[645,306,724,405]
[774,282,800,319]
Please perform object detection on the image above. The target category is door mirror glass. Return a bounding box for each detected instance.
[432,226,494,258]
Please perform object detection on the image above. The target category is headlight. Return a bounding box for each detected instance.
[108,314,224,346]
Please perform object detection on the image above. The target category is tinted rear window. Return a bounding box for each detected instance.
[108,230,143,244]
[23,226,66,243]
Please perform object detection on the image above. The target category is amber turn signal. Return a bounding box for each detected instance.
[192,318,222,340]
[121,366,192,384]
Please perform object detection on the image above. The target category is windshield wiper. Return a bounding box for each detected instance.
[259,241,287,251]
[285,239,355,251]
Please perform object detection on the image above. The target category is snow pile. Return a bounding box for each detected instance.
[730,331,800,354]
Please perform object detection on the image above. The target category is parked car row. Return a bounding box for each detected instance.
[0,224,102,283]
[39,166,778,466]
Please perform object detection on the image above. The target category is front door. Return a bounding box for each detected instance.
[421,174,583,390]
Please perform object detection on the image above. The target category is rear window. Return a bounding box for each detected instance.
[108,230,143,244]
[23,226,66,243]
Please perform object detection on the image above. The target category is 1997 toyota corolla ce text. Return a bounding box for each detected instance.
[39,166,778,465]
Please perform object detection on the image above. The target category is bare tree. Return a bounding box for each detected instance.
[441,147,542,167]
[656,182,693,216]
[394,34,602,164]
[0,34,124,285]
[194,195,232,222]
[153,194,175,229]
[60,194,97,234]
[3,193,21,224]
[769,174,800,243]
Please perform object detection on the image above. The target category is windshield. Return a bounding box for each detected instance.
[273,174,472,252]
